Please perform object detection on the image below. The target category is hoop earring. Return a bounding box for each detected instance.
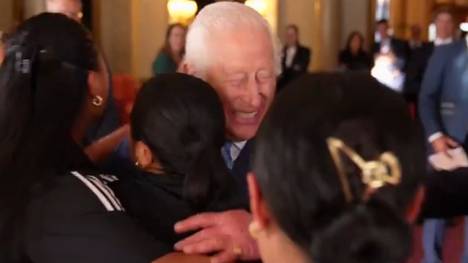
[92,95,103,107]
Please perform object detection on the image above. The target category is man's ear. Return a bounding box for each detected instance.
[134,141,154,168]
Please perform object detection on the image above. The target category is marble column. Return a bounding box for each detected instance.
[390,0,406,38]
[311,0,342,71]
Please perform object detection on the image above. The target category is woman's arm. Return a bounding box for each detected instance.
[85,124,129,163]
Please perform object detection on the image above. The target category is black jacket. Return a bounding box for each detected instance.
[279,44,311,91]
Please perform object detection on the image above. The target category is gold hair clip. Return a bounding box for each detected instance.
[327,137,402,203]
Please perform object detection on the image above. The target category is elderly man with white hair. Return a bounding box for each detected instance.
[46,0,83,22]
[174,2,281,263]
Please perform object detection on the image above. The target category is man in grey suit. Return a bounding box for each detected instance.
[419,36,468,263]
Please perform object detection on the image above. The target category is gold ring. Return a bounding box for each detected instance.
[232,246,242,257]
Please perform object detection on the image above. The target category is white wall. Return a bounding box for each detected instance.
[341,0,370,49]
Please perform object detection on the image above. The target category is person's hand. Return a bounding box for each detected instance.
[431,135,458,156]
[174,210,259,263]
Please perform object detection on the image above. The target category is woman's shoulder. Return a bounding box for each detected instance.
[153,52,177,74]
[34,171,124,215]
[25,171,172,263]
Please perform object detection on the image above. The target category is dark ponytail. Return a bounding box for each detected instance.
[131,73,230,210]
[311,201,411,263]
[183,145,231,209]
[0,13,99,259]
[253,73,425,263]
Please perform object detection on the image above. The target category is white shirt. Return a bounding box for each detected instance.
[230,141,247,162]
[434,37,453,46]
[380,38,392,54]
[285,46,297,68]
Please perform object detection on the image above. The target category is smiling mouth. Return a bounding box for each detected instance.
[236,111,258,119]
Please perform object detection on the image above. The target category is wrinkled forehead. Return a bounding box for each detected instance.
[47,0,82,14]
[208,29,274,68]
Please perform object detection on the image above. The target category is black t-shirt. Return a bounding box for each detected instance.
[6,171,171,263]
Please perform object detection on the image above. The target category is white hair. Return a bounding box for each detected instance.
[185,1,282,78]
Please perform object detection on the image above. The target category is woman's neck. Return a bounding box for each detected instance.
[264,228,310,263]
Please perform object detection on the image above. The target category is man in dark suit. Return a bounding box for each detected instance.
[419,36,468,263]
[278,24,311,91]
[404,9,456,116]
[372,19,410,70]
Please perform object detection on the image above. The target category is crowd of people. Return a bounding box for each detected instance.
[0,0,467,263]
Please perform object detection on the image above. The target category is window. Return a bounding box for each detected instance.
[375,0,390,21]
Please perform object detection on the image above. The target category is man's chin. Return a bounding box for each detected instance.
[227,126,257,142]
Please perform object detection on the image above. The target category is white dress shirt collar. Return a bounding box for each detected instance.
[230,141,247,162]
[434,37,453,46]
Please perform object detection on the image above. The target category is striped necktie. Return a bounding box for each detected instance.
[222,142,234,170]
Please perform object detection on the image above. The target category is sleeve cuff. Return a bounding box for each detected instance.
[428,132,443,143]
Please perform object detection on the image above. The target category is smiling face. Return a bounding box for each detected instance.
[46,0,83,22]
[169,25,186,54]
[435,12,454,40]
[205,28,276,141]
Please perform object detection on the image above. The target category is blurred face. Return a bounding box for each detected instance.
[435,13,454,40]
[285,27,298,47]
[350,34,362,52]
[169,26,186,54]
[377,23,389,39]
[410,25,422,40]
[88,56,110,118]
[46,0,83,22]
[0,43,5,65]
[205,29,276,141]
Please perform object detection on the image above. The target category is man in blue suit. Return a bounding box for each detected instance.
[419,36,468,263]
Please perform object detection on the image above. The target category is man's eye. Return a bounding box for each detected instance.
[257,71,274,81]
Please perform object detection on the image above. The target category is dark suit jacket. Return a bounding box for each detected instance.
[231,140,254,199]
[279,44,311,91]
[419,40,468,142]
[423,168,468,218]
[404,42,434,99]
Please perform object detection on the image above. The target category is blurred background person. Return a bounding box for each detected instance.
[46,0,83,22]
[278,24,310,92]
[152,23,186,75]
[403,24,427,109]
[338,31,372,72]
[404,9,456,116]
[409,25,424,50]
[419,12,468,263]
[0,31,7,65]
[371,19,409,93]
[372,19,409,64]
